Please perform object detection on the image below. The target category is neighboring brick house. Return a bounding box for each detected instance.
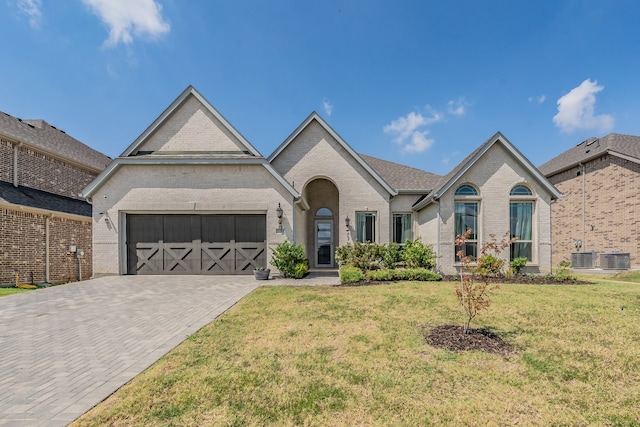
[539,133,640,268]
[0,111,111,285]
[83,86,560,276]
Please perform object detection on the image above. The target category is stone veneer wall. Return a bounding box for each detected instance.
[547,154,640,267]
[0,208,92,286]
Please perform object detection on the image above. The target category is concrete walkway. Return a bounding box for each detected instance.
[0,273,337,426]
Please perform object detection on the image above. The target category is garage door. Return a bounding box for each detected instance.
[126,214,266,275]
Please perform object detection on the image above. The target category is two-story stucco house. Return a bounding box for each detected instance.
[82,86,560,277]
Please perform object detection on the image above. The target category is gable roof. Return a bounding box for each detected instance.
[538,133,640,176]
[0,111,111,172]
[359,154,441,192]
[82,86,300,200]
[120,85,262,158]
[413,132,561,210]
[268,112,398,196]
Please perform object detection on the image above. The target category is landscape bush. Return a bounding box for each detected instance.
[335,241,384,271]
[340,266,365,284]
[509,257,528,275]
[401,238,437,269]
[270,240,309,278]
[336,239,437,272]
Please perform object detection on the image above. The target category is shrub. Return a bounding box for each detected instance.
[476,253,505,277]
[292,262,309,279]
[270,240,309,278]
[382,242,402,269]
[395,268,441,281]
[401,238,436,269]
[335,242,384,271]
[365,268,441,282]
[510,257,528,275]
[340,266,364,284]
[554,261,575,281]
[365,269,395,281]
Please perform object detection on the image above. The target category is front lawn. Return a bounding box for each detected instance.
[0,287,30,297]
[73,281,640,426]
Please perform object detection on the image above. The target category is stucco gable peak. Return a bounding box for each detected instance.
[120,85,263,159]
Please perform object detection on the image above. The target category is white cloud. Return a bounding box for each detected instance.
[322,98,333,117]
[446,98,469,115]
[553,79,614,133]
[383,109,440,153]
[528,95,546,104]
[82,0,170,47]
[17,0,42,29]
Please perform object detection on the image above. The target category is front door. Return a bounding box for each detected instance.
[315,220,333,267]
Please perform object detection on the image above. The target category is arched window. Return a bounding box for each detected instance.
[454,184,478,196]
[316,208,332,217]
[510,184,533,196]
[510,185,534,262]
[454,184,480,261]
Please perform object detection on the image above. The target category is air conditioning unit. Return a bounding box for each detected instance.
[600,252,631,270]
[571,251,597,268]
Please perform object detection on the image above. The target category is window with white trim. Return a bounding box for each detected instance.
[454,184,479,261]
[356,212,376,243]
[510,185,534,261]
[392,213,412,244]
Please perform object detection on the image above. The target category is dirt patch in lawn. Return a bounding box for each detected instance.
[425,324,513,356]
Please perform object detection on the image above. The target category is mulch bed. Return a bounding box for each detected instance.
[335,275,594,287]
[424,324,513,356]
[441,275,593,285]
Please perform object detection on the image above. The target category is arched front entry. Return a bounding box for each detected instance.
[303,178,339,268]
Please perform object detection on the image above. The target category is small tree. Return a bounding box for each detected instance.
[455,230,513,334]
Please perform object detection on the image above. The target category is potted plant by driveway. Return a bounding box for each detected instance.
[253,267,270,280]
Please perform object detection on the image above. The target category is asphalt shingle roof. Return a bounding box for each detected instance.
[359,154,442,192]
[0,111,111,171]
[538,133,640,176]
[0,180,91,217]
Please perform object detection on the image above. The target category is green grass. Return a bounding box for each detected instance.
[0,287,30,297]
[73,281,640,426]
[612,270,640,283]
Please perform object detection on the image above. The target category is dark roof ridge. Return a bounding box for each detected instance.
[539,133,640,176]
[0,109,111,172]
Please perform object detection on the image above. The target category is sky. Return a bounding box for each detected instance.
[1,0,640,175]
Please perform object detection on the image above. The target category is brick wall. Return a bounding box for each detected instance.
[419,142,554,275]
[548,155,640,266]
[0,138,13,182]
[16,145,98,200]
[0,208,92,286]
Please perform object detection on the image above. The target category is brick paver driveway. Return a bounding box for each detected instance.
[0,275,260,426]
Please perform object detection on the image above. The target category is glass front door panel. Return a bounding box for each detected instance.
[316,221,333,266]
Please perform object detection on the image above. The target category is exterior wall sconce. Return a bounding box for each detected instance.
[574,240,583,251]
[276,203,284,234]
[345,215,350,231]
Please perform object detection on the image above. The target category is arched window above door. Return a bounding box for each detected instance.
[316,208,333,217]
